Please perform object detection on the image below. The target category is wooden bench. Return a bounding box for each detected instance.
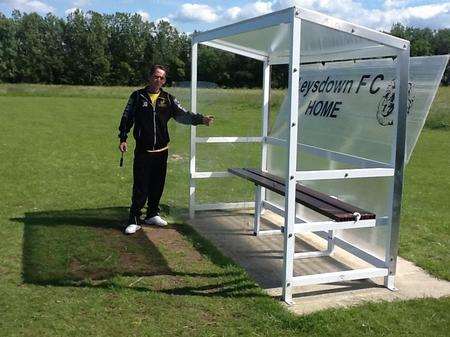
[228,167,386,299]
[229,168,375,221]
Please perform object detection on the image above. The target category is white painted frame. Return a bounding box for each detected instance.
[189,6,409,304]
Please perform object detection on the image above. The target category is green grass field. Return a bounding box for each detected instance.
[0,83,449,336]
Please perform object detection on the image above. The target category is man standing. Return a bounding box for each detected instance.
[118,65,214,234]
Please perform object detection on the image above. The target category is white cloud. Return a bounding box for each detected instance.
[0,0,54,13]
[225,7,241,20]
[405,3,450,20]
[137,10,150,22]
[72,0,90,6]
[273,0,366,19]
[155,16,171,24]
[383,0,411,9]
[224,1,272,21]
[165,0,449,31]
[63,0,90,16]
[65,7,78,15]
[170,3,219,23]
[350,2,450,30]
[270,0,450,30]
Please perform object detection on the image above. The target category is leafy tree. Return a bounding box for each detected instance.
[390,23,449,85]
[390,23,434,56]
[152,21,188,83]
[40,14,66,83]
[13,11,49,83]
[432,29,450,85]
[1,12,448,87]
[63,10,110,85]
[197,46,233,86]
[0,12,18,82]
[106,12,154,85]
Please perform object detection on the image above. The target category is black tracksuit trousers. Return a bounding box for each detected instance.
[129,149,168,223]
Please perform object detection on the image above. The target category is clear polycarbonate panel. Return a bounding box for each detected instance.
[267,91,390,254]
[266,143,288,176]
[270,58,398,166]
[405,55,449,163]
[267,58,395,259]
[266,55,448,259]
[216,23,291,59]
[298,58,399,165]
[193,49,263,204]
[269,56,449,166]
[266,148,391,258]
[265,183,391,259]
[306,176,393,259]
[196,143,260,172]
[299,20,398,63]
[210,18,398,64]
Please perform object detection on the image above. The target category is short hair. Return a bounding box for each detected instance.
[149,64,168,78]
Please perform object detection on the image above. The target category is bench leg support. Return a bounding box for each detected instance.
[254,184,262,236]
[384,275,397,291]
[282,231,295,305]
[326,230,335,255]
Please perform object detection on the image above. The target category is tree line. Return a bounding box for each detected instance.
[389,23,449,85]
[0,10,448,87]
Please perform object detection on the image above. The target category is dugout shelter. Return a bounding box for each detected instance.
[188,6,449,304]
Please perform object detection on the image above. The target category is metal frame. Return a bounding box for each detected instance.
[384,47,410,290]
[189,42,198,219]
[194,201,255,211]
[195,136,262,143]
[192,6,407,65]
[281,9,301,304]
[261,199,386,268]
[202,40,268,61]
[189,6,410,304]
[269,45,399,65]
[254,60,271,235]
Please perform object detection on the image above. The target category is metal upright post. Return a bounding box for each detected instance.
[254,184,262,235]
[254,59,271,235]
[384,45,410,289]
[326,230,335,255]
[282,8,301,305]
[189,42,198,219]
[261,59,270,176]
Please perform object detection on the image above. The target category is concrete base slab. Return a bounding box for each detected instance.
[187,209,450,315]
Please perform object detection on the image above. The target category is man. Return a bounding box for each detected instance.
[118,65,214,234]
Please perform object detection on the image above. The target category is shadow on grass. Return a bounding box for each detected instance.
[12,206,263,299]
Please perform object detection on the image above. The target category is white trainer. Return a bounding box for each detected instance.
[124,224,142,234]
[144,215,168,227]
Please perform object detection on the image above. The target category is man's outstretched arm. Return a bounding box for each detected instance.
[170,96,214,126]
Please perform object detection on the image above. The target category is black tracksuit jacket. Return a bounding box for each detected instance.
[118,87,204,151]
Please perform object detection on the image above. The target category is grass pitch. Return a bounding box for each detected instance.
[0,84,449,336]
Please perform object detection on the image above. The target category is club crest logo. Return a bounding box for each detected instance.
[143,101,148,107]
[376,80,415,126]
[158,98,167,107]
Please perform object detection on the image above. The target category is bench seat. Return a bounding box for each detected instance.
[228,168,375,222]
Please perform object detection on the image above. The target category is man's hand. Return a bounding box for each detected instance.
[203,115,214,126]
[119,142,128,153]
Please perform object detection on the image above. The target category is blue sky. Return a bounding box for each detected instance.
[1,0,449,32]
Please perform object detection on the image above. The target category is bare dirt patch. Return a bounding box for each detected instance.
[169,154,183,161]
[68,258,113,280]
[68,226,172,280]
[144,226,205,265]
